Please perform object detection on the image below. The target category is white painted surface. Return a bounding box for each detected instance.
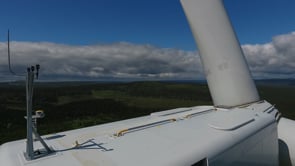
[180,0,259,107]
[278,117,295,165]
[0,101,279,166]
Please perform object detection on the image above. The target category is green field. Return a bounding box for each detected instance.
[0,81,294,144]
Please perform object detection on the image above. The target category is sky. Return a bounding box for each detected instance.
[0,0,294,81]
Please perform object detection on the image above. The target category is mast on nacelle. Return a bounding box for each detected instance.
[25,65,53,160]
[7,30,53,160]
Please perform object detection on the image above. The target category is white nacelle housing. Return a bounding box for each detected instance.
[0,101,280,166]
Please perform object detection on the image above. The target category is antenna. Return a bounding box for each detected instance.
[7,30,18,76]
[7,30,25,77]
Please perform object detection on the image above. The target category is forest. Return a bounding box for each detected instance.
[0,81,294,144]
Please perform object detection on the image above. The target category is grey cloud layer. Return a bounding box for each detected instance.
[0,42,202,80]
[0,32,294,81]
[243,32,295,78]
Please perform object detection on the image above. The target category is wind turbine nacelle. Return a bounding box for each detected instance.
[278,118,295,165]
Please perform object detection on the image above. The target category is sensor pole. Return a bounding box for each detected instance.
[24,65,52,160]
[25,67,34,160]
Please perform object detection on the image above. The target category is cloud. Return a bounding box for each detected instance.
[242,32,295,78]
[0,32,294,81]
[0,42,202,81]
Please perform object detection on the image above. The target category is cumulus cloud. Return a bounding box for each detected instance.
[0,42,202,81]
[0,32,294,81]
[242,32,295,78]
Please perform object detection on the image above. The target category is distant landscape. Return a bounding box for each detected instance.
[0,80,294,144]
